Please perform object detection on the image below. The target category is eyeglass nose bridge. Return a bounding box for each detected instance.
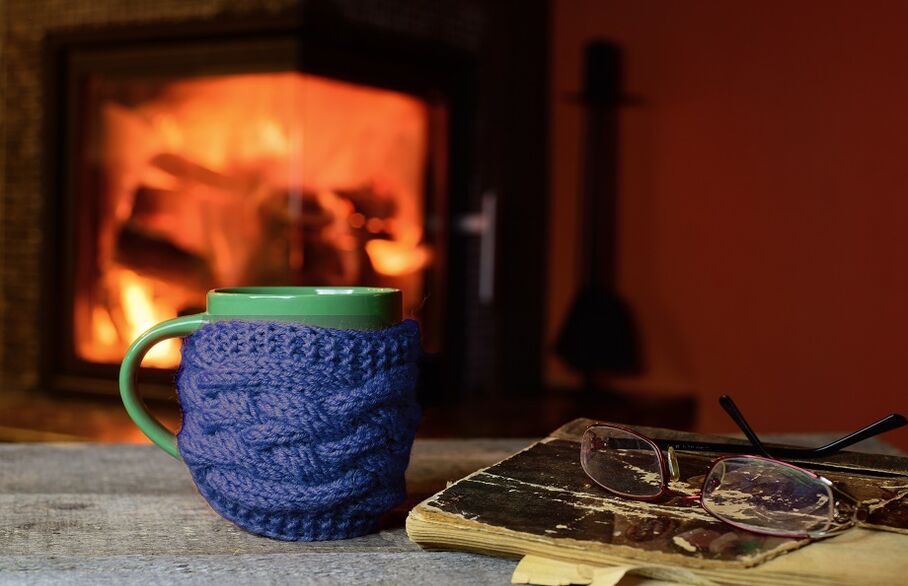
[826,478,867,527]
[666,446,681,482]
[840,497,870,525]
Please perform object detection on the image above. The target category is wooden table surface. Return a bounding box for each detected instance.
[0,439,530,585]
[1,436,903,585]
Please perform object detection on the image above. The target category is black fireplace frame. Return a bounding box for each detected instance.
[40,1,549,403]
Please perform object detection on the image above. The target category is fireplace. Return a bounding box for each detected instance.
[4,1,548,403]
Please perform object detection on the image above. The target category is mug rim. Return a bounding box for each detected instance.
[211,286,398,297]
[205,286,402,324]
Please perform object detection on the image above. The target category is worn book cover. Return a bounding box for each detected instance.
[406,419,908,573]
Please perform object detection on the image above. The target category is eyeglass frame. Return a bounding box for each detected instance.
[579,396,905,538]
[582,422,870,538]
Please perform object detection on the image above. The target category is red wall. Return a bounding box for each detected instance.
[548,0,908,450]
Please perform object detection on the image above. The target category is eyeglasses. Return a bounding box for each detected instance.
[580,396,907,539]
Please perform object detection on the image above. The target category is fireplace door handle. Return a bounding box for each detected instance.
[456,190,497,304]
[119,313,206,459]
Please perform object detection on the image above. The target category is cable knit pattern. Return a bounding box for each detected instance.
[175,319,421,541]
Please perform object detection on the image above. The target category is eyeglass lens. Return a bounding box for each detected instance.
[701,457,835,537]
[581,426,664,497]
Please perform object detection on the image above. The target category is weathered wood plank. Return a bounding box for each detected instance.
[0,442,528,553]
[0,440,529,584]
[0,444,194,495]
[0,440,531,496]
[0,495,419,555]
[0,552,519,585]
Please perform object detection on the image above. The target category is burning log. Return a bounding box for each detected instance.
[113,225,215,291]
[149,153,245,195]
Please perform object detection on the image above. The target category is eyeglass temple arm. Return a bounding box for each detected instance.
[803,413,907,457]
[654,398,907,458]
[651,396,775,455]
[718,395,773,457]
[719,396,908,458]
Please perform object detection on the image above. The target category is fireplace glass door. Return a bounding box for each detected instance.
[68,50,442,372]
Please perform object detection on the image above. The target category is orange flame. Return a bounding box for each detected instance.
[119,271,181,367]
[81,269,182,368]
[365,240,432,276]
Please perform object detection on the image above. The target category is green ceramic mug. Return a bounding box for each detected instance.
[118,286,402,459]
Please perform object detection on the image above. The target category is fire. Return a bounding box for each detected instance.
[365,240,432,276]
[81,269,182,368]
[119,271,181,367]
[74,71,436,367]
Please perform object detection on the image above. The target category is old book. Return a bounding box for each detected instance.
[406,419,908,584]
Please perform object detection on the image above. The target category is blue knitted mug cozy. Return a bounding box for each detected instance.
[174,319,421,541]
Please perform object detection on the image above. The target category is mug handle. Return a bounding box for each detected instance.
[118,313,207,459]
